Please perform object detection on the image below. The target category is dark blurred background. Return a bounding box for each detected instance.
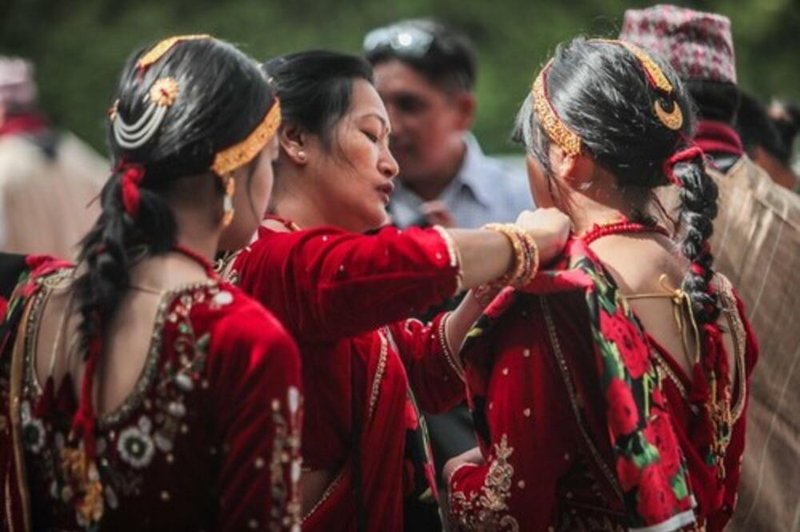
[2,0,797,155]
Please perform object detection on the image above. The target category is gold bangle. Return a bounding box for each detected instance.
[483,223,530,288]
[516,229,540,287]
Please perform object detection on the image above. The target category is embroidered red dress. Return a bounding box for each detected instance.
[0,256,303,531]
[228,223,466,531]
[448,239,757,531]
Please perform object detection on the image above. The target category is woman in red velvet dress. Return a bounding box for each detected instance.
[223,51,570,531]
[445,38,758,531]
[0,36,302,531]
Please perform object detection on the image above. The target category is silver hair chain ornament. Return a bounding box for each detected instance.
[111,77,179,150]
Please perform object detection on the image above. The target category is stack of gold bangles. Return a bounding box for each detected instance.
[483,223,540,288]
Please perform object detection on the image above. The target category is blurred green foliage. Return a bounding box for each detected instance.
[2,0,798,155]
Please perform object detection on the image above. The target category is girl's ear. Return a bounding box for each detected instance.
[550,144,595,191]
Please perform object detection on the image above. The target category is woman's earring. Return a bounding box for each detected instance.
[222,174,235,227]
[577,179,594,192]
[297,150,306,162]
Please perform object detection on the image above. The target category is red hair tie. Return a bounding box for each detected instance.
[662,145,705,187]
[690,262,706,277]
[117,159,146,218]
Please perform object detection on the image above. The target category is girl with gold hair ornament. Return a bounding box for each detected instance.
[0,35,302,531]
[446,37,757,532]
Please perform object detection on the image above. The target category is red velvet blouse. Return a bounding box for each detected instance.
[448,246,757,531]
[230,224,466,531]
[0,257,303,531]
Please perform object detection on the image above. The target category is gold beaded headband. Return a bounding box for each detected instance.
[531,60,582,157]
[114,34,281,175]
[595,39,684,130]
[137,34,212,71]
[531,40,684,155]
[211,100,282,176]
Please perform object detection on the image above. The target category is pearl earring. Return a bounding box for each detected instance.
[222,174,235,227]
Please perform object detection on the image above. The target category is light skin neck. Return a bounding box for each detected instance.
[567,191,633,235]
[171,206,221,263]
[130,173,222,287]
[171,173,223,261]
[270,160,348,231]
[555,165,650,235]
[272,191,332,231]
[402,136,466,201]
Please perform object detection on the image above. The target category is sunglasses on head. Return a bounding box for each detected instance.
[363,24,436,58]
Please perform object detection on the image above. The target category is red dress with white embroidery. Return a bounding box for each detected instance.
[228,223,466,532]
[0,256,303,531]
[448,239,757,532]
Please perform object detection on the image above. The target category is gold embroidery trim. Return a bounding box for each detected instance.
[9,298,35,532]
[211,101,282,176]
[540,297,624,501]
[368,330,390,420]
[137,34,212,70]
[301,468,346,523]
[269,390,303,529]
[432,225,464,295]
[531,61,582,157]
[438,312,466,382]
[449,433,520,531]
[716,274,748,423]
[652,349,689,400]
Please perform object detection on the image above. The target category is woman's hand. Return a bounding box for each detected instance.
[443,446,485,486]
[447,208,570,289]
[515,208,571,264]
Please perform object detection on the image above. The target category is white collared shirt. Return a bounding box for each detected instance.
[389,133,534,229]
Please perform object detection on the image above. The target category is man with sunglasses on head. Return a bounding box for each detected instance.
[364,19,531,230]
[364,19,532,529]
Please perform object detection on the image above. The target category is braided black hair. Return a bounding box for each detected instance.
[74,37,274,354]
[515,37,720,324]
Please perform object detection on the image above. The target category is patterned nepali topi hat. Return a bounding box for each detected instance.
[619,4,737,84]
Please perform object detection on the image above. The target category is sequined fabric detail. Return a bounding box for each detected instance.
[449,434,520,531]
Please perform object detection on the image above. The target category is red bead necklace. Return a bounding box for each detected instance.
[173,243,216,277]
[580,218,670,245]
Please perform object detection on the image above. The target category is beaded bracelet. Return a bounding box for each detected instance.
[483,223,525,286]
[517,229,540,286]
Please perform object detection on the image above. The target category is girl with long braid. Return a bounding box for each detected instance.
[445,38,757,531]
[0,36,302,530]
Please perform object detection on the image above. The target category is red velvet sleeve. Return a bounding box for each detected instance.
[385,313,466,413]
[235,225,460,341]
[204,295,302,531]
